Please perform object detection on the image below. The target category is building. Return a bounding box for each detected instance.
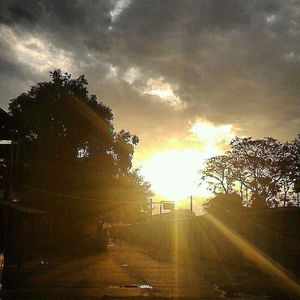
[0,109,52,276]
[0,108,12,201]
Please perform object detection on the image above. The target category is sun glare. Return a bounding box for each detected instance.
[140,149,208,201]
[190,121,235,146]
[138,121,236,201]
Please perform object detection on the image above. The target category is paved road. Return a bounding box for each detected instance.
[1,242,270,299]
[1,241,222,299]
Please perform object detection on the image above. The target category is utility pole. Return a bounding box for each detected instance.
[190,195,193,214]
[149,198,153,218]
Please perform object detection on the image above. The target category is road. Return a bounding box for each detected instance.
[1,241,269,299]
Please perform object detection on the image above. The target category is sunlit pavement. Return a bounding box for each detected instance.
[0,241,270,299]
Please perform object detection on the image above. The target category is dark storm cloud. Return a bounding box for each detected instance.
[109,0,300,139]
[0,27,38,104]
[1,0,300,145]
[0,0,112,51]
[0,0,113,106]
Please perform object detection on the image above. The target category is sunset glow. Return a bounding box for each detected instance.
[140,149,206,201]
[1,1,300,298]
[138,121,236,201]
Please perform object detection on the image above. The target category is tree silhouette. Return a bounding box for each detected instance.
[230,137,293,208]
[9,70,151,222]
[201,136,298,208]
[203,193,243,216]
[200,155,234,194]
[291,135,300,180]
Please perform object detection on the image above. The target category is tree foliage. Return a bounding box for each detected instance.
[200,155,234,194]
[203,193,243,216]
[201,136,299,208]
[9,70,152,221]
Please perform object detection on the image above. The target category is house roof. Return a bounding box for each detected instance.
[0,108,10,121]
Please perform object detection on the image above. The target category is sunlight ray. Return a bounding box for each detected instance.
[205,214,300,295]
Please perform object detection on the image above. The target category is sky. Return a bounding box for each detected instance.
[1,0,300,202]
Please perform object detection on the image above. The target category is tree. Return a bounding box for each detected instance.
[200,155,235,194]
[115,168,153,222]
[9,69,151,222]
[291,134,300,180]
[201,136,298,209]
[230,137,293,208]
[290,135,300,206]
[203,193,243,216]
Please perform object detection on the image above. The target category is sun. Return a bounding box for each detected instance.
[137,120,236,201]
[140,149,209,201]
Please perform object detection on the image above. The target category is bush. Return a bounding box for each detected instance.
[203,193,244,216]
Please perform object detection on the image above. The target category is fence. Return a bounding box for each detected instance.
[117,208,300,274]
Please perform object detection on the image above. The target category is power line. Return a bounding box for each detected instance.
[17,184,144,203]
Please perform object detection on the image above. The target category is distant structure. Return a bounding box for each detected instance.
[150,208,196,221]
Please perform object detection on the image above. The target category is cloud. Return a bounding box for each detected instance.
[190,120,236,151]
[0,25,74,73]
[0,0,300,154]
[109,0,300,139]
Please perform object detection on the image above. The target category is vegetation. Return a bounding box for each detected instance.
[9,70,152,222]
[203,193,244,216]
[201,136,300,208]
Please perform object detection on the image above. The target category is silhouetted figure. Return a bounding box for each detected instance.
[97,214,107,251]
[97,214,104,233]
